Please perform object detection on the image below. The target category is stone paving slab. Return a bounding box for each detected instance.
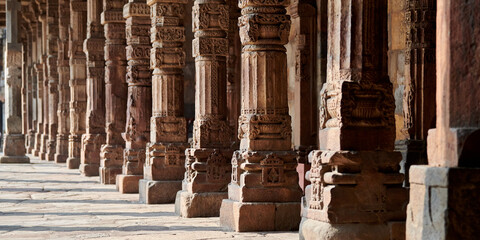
[0,156,297,240]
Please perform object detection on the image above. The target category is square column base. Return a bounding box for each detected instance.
[299,218,404,240]
[406,166,480,240]
[100,166,122,184]
[175,190,227,218]
[66,157,80,169]
[220,199,301,232]
[80,163,100,177]
[54,154,68,164]
[139,179,181,204]
[116,174,142,193]
[0,155,30,164]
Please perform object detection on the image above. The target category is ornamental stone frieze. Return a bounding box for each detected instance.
[175,0,235,216]
[67,0,88,169]
[219,0,303,231]
[100,0,128,184]
[116,0,152,194]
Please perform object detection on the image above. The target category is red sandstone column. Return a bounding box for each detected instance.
[175,0,234,216]
[33,16,44,157]
[81,0,106,176]
[0,0,29,163]
[116,0,151,194]
[299,1,407,239]
[406,0,480,239]
[67,0,88,169]
[99,0,128,184]
[45,0,59,162]
[226,0,240,143]
[219,0,302,231]
[39,14,49,160]
[137,0,188,204]
[55,0,71,163]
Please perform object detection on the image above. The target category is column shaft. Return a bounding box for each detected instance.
[99,0,128,184]
[33,18,44,157]
[219,0,302,231]
[116,0,151,194]
[67,0,88,169]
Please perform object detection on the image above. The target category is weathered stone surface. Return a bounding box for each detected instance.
[139,179,181,204]
[176,190,227,218]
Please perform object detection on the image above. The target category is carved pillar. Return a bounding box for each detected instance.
[299,1,408,239]
[28,17,38,156]
[174,0,233,215]
[399,0,436,185]
[40,56,49,160]
[99,0,128,184]
[406,0,480,239]
[80,0,106,176]
[226,0,240,142]
[116,0,151,193]
[23,23,34,154]
[219,0,302,231]
[0,0,30,163]
[55,0,71,163]
[34,14,45,157]
[67,0,88,169]
[45,0,59,161]
[137,0,188,204]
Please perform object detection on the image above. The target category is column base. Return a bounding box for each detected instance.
[0,155,30,164]
[299,218,405,240]
[54,154,68,164]
[46,139,56,161]
[220,199,301,232]
[66,157,80,169]
[175,190,227,217]
[406,166,480,240]
[139,179,181,204]
[116,174,142,193]
[100,166,122,184]
[80,163,100,176]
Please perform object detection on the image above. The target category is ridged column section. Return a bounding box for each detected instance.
[55,0,71,163]
[175,0,234,217]
[99,0,128,184]
[67,0,88,169]
[45,0,59,162]
[81,0,106,176]
[116,0,151,193]
[138,0,188,204]
[219,0,302,231]
[39,15,49,160]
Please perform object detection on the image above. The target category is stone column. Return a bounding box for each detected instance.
[219,0,302,231]
[67,0,88,169]
[28,18,38,156]
[34,16,45,157]
[226,0,240,147]
[99,0,128,184]
[138,0,188,204]
[81,0,106,176]
[0,0,29,163]
[299,1,407,239]
[55,0,71,163]
[175,0,233,216]
[45,0,59,162]
[406,0,480,239]
[40,56,49,160]
[116,0,151,193]
[25,21,36,155]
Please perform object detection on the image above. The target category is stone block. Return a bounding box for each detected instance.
[220,199,300,232]
[0,155,30,164]
[116,174,142,193]
[54,154,68,163]
[99,166,122,184]
[138,179,181,204]
[80,163,100,177]
[299,218,391,240]
[175,190,227,217]
[66,157,80,169]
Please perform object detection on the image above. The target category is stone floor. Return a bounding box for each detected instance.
[0,155,297,240]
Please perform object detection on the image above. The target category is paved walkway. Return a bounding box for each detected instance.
[0,156,297,240]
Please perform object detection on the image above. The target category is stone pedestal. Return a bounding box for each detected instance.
[67,0,88,170]
[1,134,30,163]
[116,0,151,194]
[99,0,128,185]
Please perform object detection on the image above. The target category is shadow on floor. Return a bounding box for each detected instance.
[0,187,117,193]
[0,211,176,217]
[0,179,98,184]
[0,225,221,232]
[0,198,136,204]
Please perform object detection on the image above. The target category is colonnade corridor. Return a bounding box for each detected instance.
[0,155,296,239]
